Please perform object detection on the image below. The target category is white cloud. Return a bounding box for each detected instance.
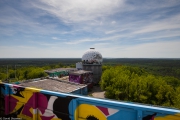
[64,38,95,44]
[105,28,127,34]
[134,14,180,34]
[111,21,116,24]
[0,45,83,58]
[0,0,180,58]
[52,37,58,40]
[137,32,180,41]
[31,0,125,23]
[64,33,128,45]
[1,40,179,58]
[115,40,180,58]
[94,43,110,46]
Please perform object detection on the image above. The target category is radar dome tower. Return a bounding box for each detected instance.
[82,48,102,84]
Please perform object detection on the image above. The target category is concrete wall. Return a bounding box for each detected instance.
[76,62,83,70]
[71,86,88,95]
[1,82,180,120]
[82,64,102,84]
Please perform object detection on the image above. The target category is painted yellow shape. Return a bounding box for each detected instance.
[10,87,41,114]
[30,107,62,120]
[17,114,32,120]
[11,95,33,115]
[29,107,33,114]
[10,101,24,113]
[51,118,62,120]
[155,114,180,120]
[11,89,33,103]
[75,104,107,120]
[10,91,35,117]
[26,87,42,92]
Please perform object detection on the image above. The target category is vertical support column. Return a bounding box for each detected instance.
[137,110,142,120]
[33,92,37,120]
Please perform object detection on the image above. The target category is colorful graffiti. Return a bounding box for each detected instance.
[1,84,76,119]
[1,83,180,120]
[69,72,93,84]
[74,104,119,120]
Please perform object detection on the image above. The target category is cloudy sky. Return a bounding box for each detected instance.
[0,0,180,58]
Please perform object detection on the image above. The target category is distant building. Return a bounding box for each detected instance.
[45,68,77,77]
[45,48,103,86]
[81,48,102,84]
[76,62,83,70]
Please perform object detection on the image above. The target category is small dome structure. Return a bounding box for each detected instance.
[82,48,103,64]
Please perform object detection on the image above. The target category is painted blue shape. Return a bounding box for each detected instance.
[107,110,136,120]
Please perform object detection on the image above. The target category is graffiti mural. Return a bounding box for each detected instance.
[69,72,93,84]
[1,84,77,119]
[69,75,81,83]
[0,83,180,120]
[74,104,119,120]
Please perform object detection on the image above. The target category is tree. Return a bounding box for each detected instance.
[0,73,6,81]
[100,65,180,109]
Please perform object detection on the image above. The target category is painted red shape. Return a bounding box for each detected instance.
[22,93,48,117]
[8,96,18,113]
[96,106,109,116]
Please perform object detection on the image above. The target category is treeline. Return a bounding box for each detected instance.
[0,58,80,66]
[1,58,180,79]
[103,58,180,79]
[0,63,75,82]
[100,65,180,109]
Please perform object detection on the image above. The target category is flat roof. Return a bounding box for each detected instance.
[58,76,69,81]
[69,70,92,75]
[20,78,86,93]
[45,68,77,73]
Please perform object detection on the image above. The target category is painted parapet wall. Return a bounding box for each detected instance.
[0,83,180,120]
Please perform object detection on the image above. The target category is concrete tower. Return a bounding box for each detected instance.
[82,48,102,84]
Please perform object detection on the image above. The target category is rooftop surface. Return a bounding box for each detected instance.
[69,70,92,75]
[45,68,77,73]
[20,78,87,93]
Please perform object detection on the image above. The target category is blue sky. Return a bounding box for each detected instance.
[0,0,180,58]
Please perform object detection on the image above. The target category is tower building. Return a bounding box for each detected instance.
[81,48,102,84]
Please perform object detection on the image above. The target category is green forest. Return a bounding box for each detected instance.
[0,63,75,82]
[100,65,180,109]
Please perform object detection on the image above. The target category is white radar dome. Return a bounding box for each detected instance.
[82,48,103,64]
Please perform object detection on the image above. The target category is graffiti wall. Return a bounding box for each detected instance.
[69,72,93,84]
[1,83,180,120]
